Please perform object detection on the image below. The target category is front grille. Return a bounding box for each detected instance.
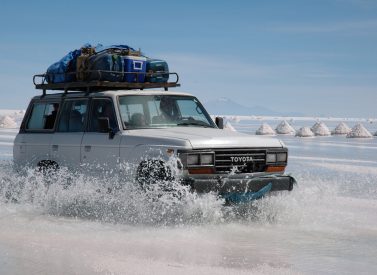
[214,148,266,174]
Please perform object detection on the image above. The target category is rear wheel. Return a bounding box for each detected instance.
[36,160,64,188]
[37,160,59,175]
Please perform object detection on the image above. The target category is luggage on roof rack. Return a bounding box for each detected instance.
[44,44,173,87]
[46,48,81,83]
[86,52,125,82]
[145,59,169,83]
[38,43,179,94]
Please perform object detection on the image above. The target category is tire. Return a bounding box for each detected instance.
[136,160,173,190]
[36,160,62,188]
[37,160,59,175]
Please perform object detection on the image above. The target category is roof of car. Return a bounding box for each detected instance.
[32,89,194,100]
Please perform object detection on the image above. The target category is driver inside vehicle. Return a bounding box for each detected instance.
[152,97,179,124]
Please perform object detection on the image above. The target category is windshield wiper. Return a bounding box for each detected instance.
[177,122,211,127]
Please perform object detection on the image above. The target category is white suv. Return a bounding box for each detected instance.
[14,89,295,202]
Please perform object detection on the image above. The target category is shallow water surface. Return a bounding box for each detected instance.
[0,126,376,274]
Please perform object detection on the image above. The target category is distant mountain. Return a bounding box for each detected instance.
[204,97,304,116]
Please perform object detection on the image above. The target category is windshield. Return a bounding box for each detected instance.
[118,95,216,129]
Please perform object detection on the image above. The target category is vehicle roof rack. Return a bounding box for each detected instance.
[33,71,180,95]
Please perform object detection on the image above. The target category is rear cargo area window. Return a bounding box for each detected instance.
[26,102,60,130]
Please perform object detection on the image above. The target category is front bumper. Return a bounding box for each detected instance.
[182,173,296,194]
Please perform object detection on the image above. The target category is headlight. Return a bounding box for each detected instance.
[277,152,287,162]
[266,153,277,163]
[200,154,214,165]
[187,154,200,166]
[267,152,287,163]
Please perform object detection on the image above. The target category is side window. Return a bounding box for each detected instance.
[57,100,88,132]
[88,99,118,132]
[26,102,60,130]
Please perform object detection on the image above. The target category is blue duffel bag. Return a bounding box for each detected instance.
[46,48,82,83]
[87,51,124,82]
[46,43,94,83]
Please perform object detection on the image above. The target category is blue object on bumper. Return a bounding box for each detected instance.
[221,182,273,203]
[185,174,296,194]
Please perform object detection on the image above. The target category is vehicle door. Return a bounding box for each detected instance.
[50,99,88,169]
[21,100,61,167]
[80,98,121,173]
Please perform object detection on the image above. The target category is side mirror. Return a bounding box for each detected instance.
[98,117,115,139]
[215,116,224,129]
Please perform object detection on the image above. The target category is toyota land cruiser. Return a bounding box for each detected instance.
[14,86,295,202]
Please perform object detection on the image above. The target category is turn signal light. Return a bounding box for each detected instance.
[188,167,215,174]
[266,166,286,173]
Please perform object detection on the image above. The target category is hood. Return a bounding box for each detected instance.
[126,127,283,149]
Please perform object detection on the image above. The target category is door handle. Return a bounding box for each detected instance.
[84,145,92,152]
[52,145,59,151]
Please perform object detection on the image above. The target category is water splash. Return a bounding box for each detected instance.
[0,160,225,225]
[1,160,376,231]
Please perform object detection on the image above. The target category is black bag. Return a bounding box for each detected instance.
[145,59,169,83]
[87,52,124,82]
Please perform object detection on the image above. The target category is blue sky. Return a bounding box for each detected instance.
[0,0,376,117]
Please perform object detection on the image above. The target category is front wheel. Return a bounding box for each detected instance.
[136,160,174,191]
[136,159,190,202]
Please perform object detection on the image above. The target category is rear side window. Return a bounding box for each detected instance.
[26,102,60,130]
[57,99,88,132]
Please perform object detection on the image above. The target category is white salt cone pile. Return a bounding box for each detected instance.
[332,122,351,135]
[311,122,320,132]
[346,123,372,138]
[224,121,237,132]
[256,123,275,135]
[311,121,331,136]
[231,116,241,123]
[0,115,17,128]
[275,120,295,135]
[296,127,314,137]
